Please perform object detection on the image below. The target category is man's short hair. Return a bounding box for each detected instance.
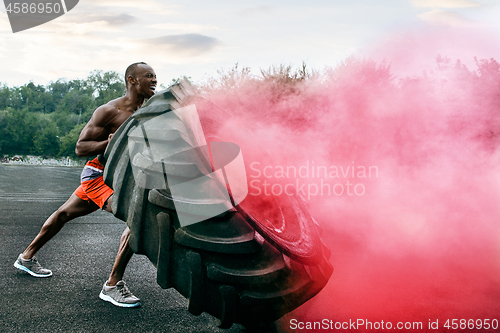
[125,62,148,87]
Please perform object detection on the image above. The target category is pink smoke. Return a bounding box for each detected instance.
[202,27,500,332]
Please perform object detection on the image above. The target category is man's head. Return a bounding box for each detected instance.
[125,62,157,98]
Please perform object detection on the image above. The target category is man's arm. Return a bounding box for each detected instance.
[75,105,117,157]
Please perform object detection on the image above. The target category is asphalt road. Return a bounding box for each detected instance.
[0,164,294,333]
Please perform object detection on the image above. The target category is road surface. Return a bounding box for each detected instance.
[0,164,295,332]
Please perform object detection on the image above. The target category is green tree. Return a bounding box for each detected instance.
[0,69,127,157]
[0,107,35,154]
[0,83,12,110]
[18,82,53,113]
[31,115,60,156]
[86,70,125,107]
[54,89,95,126]
[58,122,86,158]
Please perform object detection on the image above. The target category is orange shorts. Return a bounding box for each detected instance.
[74,158,114,209]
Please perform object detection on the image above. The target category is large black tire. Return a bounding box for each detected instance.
[103,81,332,328]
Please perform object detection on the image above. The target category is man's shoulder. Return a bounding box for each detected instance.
[94,104,115,114]
[90,99,123,125]
[96,97,123,113]
[93,97,127,118]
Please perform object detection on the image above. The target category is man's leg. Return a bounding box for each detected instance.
[22,194,98,259]
[15,194,98,277]
[99,195,140,307]
[107,226,133,286]
[100,195,134,286]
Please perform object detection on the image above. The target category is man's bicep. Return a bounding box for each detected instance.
[77,106,113,142]
[78,121,106,142]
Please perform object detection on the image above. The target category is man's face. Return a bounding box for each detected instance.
[132,64,157,99]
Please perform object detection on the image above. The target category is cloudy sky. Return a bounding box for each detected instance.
[1,0,500,87]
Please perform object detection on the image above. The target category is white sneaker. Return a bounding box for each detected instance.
[99,280,141,308]
[14,254,52,277]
